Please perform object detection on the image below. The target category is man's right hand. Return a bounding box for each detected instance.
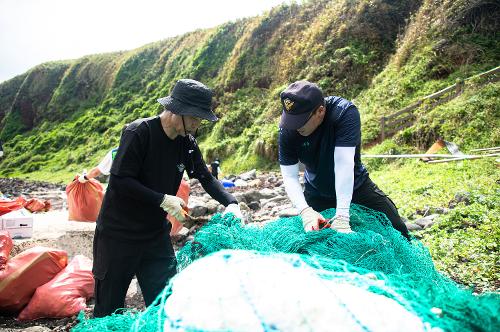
[300,207,325,232]
[160,195,187,222]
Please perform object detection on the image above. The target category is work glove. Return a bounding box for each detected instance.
[300,207,325,232]
[77,171,88,183]
[160,194,187,222]
[222,203,244,220]
[330,214,353,233]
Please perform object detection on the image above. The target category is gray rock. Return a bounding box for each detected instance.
[238,189,272,203]
[414,214,439,229]
[258,188,275,199]
[189,178,200,186]
[248,201,261,210]
[271,186,286,196]
[433,207,449,215]
[261,195,281,203]
[23,327,52,332]
[260,196,288,208]
[126,278,141,298]
[233,192,247,203]
[190,205,208,217]
[279,207,299,217]
[405,222,423,231]
[206,200,220,214]
[188,198,209,217]
[234,179,249,187]
[453,192,472,205]
[265,176,275,183]
[240,202,253,224]
[239,169,257,181]
[263,201,278,209]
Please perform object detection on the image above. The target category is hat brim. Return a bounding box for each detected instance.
[279,110,312,130]
[158,96,218,122]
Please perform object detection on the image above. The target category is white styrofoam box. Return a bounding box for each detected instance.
[1,208,33,238]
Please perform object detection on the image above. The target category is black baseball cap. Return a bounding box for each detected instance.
[157,79,218,121]
[279,80,324,130]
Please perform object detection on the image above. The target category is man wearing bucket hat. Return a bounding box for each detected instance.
[93,79,243,317]
[278,80,409,239]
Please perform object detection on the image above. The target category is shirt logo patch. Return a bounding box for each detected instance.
[283,98,294,112]
[177,163,185,173]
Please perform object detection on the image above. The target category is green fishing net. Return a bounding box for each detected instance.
[73,204,499,332]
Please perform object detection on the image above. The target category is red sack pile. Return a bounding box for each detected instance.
[24,198,51,213]
[0,231,13,270]
[168,179,190,235]
[0,247,68,314]
[66,177,104,222]
[18,255,94,320]
[0,197,26,217]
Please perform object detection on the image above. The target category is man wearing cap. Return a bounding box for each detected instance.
[278,80,409,240]
[92,79,243,317]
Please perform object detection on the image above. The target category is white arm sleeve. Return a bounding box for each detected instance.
[280,164,308,212]
[334,146,355,217]
[97,150,113,176]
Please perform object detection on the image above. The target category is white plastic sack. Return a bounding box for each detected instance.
[163,250,429,332]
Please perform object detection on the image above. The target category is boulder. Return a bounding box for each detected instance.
[239,169,257,181]
[247,201,261,211]
[234,179,249,187]
[258,188,275,199]
[405,223,423,231]
[414,215,439,229]
[188,198,209,217]
[279,207,299,218]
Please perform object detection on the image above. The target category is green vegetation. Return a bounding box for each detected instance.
[369,157,499,291]
[0,0,498,290]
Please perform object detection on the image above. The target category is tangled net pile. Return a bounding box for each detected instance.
[74,205,499,331]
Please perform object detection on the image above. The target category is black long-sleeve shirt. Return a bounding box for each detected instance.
[96,116,237,241]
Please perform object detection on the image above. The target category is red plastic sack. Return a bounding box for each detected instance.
[0,197,26,216]
[24,198,51,213]
[18,255,94,320]
[168,180,190,235]
[0,247,67,314]
[0,231,13,270]
[66,178,104,222]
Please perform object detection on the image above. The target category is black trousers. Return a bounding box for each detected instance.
[92,229,177,317]
[304,177,410,240]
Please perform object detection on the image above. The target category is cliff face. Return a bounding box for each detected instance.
[0,0,498,176]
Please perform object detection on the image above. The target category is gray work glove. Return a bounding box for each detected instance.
[160,194,187,222]
[330,214,353,233]
[77,170,88,183]
[300,207,325,232]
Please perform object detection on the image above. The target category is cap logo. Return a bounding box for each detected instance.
[283,98,294,112]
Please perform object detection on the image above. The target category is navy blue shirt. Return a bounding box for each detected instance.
[279,96,368,198]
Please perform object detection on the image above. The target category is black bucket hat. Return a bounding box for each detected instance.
[279,80,324,130]
[157,79,218,121]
